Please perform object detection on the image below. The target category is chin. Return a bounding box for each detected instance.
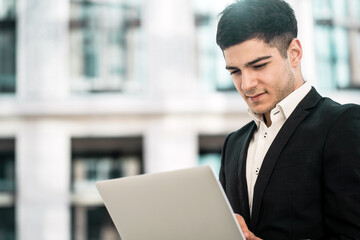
[250,106,272,115]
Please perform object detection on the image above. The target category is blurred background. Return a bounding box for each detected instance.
[0,0,359,239]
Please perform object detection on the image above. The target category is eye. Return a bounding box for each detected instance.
[253,63,267,69]
[230,69,241,75]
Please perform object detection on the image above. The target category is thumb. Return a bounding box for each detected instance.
[234,214,263,240]
[235,214,250,237]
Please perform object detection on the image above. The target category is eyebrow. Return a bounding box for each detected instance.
[226,55,272,70]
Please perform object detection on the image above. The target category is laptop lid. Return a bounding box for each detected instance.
[96,165,245,240]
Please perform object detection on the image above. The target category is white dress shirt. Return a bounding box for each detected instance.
[246,81,312,215]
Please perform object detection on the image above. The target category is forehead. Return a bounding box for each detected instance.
[223,39,280,66]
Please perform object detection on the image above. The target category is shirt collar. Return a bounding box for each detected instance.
[248,81,312,127]
[248,109,263,128]
[277,81,312,119]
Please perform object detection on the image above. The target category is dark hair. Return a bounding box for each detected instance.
[216,0,298,58]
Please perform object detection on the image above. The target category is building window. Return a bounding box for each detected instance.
[71,136,143,240]
[71,206,119,240]
[0,138,16,240]
[0,0,16,94]
[69,0,144,94]
[0,207,15,240]
[198,134,226,177]
[193,0,236,92]
[312,0,360,90]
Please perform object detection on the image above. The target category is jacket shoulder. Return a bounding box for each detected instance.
[226,121,256,143]
[317,97,360,119]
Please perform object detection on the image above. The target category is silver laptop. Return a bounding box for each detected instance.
[96,165,245,240]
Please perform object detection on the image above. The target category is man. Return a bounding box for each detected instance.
[216,0,360,239]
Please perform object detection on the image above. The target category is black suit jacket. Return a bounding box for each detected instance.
[219,88,360,239]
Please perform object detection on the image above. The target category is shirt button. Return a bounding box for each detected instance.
[263,132,268,139]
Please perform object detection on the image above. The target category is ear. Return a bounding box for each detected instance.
[287,38,302,67]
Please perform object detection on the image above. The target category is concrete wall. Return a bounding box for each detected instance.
[0,0,359,239]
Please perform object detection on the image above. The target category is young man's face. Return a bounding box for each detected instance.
[223,38,301,115]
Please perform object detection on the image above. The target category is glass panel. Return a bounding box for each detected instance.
[72,155,141,193]
[198,135,226,178]
[0,139,15,192]
[0,153,15,192]
[348,0,360,19]
[193,0,236,92]
[313,0,360,90]
[332,0,347,19]
[0,139,15,240]
[333,27,350,88]
[72,206,120,240]
[353,32,360,87]
[70,0,143,93]
[0,0,16,93]
[312,0,332,19]
[199,153,221,177]
[313,25,335,90]
[71,137,142,240]
[0,207,15,240]
[195,14,217,91]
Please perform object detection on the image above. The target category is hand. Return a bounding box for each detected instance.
[235,214,263,240]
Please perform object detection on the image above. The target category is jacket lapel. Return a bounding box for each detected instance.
[249,88,322,230]
[237,123,257,225]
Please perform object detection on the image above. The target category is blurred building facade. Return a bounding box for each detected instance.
[0,0,359,239]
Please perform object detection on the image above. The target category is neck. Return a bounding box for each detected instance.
[263,113,272,127]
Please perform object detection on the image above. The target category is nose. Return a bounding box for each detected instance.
[241,70,258,91]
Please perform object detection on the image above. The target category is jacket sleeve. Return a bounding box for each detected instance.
[323,104,360,239]
[219,133,232,191]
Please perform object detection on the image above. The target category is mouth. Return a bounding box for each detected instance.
[246,92,265,102]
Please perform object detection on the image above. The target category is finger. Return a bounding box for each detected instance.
[249,232,263,240]
[234,214,251,238]
[248,231,263,240]
[234,214,263,240]
[235,214,249,231]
